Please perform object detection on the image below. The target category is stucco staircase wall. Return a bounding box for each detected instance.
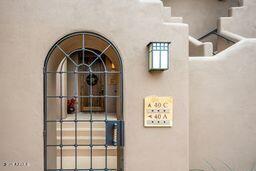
[160,0,214,56]
[194,0,256,57]
[189,38,256,171]
[140,0,183,24]
[158,0,256,170]
[162,0,255,57]
[196,1,247,57]
[188,0,256,170]
[219,0,256,39]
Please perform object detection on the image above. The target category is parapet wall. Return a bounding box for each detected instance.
[189,39,256,171]
[219,0,256,38]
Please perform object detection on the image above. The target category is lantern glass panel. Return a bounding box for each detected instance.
[153,50,160,69]
[161,51,168,69]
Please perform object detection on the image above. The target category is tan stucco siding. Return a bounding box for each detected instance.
[189,39,256,171]
[0,0,189,171]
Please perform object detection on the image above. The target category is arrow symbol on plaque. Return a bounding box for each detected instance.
[148,115,152,118]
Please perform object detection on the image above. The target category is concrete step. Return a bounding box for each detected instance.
[57,136,105,144]
[57,127,105,137]
[57,146,117,156]
[57,156,117,169]
[63,113,117,121]
[58,122,105,129]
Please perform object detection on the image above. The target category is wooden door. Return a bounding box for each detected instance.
[78,53,105,112]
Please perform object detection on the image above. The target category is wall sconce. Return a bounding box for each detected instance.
[147,42,171,71]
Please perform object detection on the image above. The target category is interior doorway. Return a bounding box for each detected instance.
[44,32,124,171]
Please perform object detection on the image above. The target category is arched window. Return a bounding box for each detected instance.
[43,32,124,170]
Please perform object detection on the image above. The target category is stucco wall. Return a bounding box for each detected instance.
[163,0,239,38]
[189,36,213,57]
[219,0,256,38]
[189,39,256,171]
[0,0,189,171]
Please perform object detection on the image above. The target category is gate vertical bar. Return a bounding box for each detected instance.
[75,67,78,170]
[82,34,85,64]
[59,70,63,170]
[43,70,47,171]
[105,69,108,169]
[89,69,93,170]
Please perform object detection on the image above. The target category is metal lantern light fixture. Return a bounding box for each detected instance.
[148,42,171,71]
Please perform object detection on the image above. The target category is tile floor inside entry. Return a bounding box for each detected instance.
[56,112,118,169]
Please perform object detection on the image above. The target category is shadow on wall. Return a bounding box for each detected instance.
[190,160,256,171]
[162,0,240,38]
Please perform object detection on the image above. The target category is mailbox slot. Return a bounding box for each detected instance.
[106,121,124,146]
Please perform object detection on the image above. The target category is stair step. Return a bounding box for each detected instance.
[58,122,105,129]
[57,136,105,144]
[57,156,117,169]
[57,146,117,156]
[57,128,105,136]
[57,127,105,131]
[63,113,117,121]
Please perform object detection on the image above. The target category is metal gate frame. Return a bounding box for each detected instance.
[43,32,124,171]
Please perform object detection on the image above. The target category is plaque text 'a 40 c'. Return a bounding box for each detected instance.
[144,96,173,127]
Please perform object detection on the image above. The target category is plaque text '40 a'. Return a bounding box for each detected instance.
[144,96,173,127]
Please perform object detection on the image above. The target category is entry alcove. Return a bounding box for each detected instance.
[44,32,123,170]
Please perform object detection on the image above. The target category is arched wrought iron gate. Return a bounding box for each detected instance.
[43,32,124,171]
